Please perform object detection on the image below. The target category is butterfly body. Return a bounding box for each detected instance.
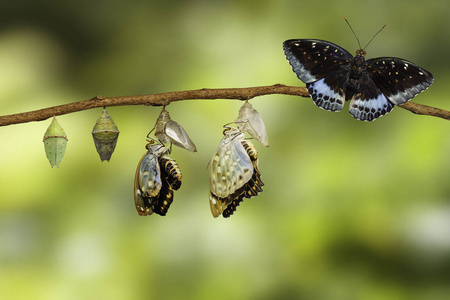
[283,39,433,121]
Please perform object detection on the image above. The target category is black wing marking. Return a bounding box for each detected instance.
[367,57,433,105]
[349,73,394,121]
[306,70,348,112]
[283,39,353,83]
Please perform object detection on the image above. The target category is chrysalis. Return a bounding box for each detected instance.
[155,107,197,152]
[134,140,182,216]
[209,127,264,218]
[234,101,269,147]
[43,117,68,168]
[92,108,120,162]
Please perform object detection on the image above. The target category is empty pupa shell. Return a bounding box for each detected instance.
[155,107,197,152]
[234,101,269,147]
[92,108,120,162]
[43,117,68,168]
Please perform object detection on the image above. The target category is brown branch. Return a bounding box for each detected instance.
[0,84,448,127]
[398,102,450,120]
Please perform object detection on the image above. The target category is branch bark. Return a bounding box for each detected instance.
[0,84,448,127]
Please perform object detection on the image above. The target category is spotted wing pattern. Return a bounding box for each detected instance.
[222,140,264,218]
[209,128,264,218]
[283,39,353,83]
[366,57,434,105]
[307,72,346,112]
[348,73,394,121]
[283,38,434,121]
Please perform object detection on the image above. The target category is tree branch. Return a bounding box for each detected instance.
[0,84,448,127]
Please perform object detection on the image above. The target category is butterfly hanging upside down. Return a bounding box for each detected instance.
[209,127,264,218]
[283,23,434,121]
[134,140,182,216]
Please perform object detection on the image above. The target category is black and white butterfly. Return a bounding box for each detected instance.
[283,25,434,121]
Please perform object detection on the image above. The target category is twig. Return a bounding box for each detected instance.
[0,84,447,127]
[398,102,449,120]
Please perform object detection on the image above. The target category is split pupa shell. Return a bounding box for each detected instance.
[43,117,68,168]
[155,107,197,152]
[234,101,269,147]
[92,108,120,162]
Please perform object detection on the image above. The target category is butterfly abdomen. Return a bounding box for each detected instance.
[222,195,245,218]
[160,157,182,190]
[241,140,258,161]
[153,182,174,216]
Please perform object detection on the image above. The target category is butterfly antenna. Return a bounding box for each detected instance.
[363,23,388,50]
[344,17,362,49]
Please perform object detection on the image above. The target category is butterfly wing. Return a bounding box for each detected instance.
[134,148,162,216]
[283,39,353,83]
[221,140,264,218]
[348,73,394,121]
[307,70,349,112]
[209,136,253,218]
[366,57,434,105]
[284,39,353,112]
[136,150,162,197]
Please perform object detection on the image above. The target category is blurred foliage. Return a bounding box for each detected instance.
[0,0,449,299]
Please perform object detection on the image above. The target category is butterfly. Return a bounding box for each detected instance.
[283,23,434,121]
[209,127,264,218]
[134,140,182,216]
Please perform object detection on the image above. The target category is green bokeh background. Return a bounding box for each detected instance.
[0,0,449,299]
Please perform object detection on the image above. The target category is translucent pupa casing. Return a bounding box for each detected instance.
[234,101,269,147]
[155,107,197,152]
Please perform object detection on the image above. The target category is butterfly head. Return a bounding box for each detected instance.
[222,125,242,138]
[145,138,168,156]
[345,18,387,56]
[355,49,366,57]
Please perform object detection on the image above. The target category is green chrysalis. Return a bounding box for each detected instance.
[43,117,68,168]
[92,108,120,162]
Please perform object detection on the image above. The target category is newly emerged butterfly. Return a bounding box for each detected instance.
[154,107,197,152]
[134,140,182,216]
[209,127,264,218]
[283,21,434,121]
[234,101,269,147]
